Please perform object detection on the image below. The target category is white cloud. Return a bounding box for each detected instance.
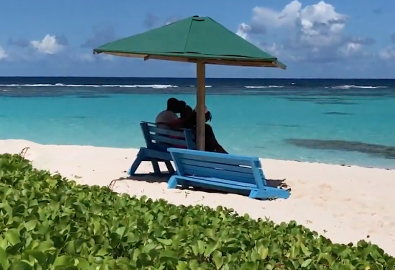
[68,52,115,64]
[379,47,395,60]
[77,53,95,63]
[0,46,8,60]
[164,16,179,26]
[99,54,115,61]
[31,34,65,54]
[237,1,372,63]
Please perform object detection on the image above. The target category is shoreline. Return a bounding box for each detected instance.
[0,138,393,171]
[1,139,395,256]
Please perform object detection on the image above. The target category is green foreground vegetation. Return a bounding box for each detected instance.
[0,153,394,270]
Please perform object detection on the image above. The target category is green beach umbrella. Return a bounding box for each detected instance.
[93,15,286,150]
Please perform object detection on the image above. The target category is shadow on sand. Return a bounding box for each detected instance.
[108,173,288,196]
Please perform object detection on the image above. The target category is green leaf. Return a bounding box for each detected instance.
[24,250,47,266]
[191,244,199,256]
[24,220,38,231]
[0,247,9,269]
[37,241,55,252]
[212,250,223,269]
[157,238,172,246]
[258,246,269,260]
[204,242,219,257]
[176,261,188,270]
[197,240,206,254]
[0,237,8,250]
[143,243,157,253]
[99,264,109,270]
[319,252,335,266]
[96,248,109,256]
[75,257,89,269]
[189,260,199,270]
[159,250,178,263]
[240,262,256,270]
[5,229,20,246]
[116,226,126,238]
[52,255,74,268]
[301,259,312,267]
[300,242,312,256]
[8,261,33,270]
[65,241,76,254]
[0,203,13,217]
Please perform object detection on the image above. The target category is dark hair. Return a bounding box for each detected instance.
[205,111,212,122]
[167,98,179,112]
[179,100,186,109]
[179,101,192,119]
[187,109,212,128]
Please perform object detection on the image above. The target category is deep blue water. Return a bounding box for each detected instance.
[1,77,394,169]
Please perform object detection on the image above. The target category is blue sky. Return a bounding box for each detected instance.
[0,0,394,78]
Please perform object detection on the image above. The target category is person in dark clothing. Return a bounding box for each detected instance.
[203,122,228,153]
[183,105,228,154]
[178,100,194,129]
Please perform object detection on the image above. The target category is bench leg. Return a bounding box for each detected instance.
[129,148,145,176]
[168,175,178,189]
[249,187,290,200]
[168,176,188,189]
[165,161,175,174]
[151,159,161,175]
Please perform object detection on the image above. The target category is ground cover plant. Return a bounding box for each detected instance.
[0,153,394,270]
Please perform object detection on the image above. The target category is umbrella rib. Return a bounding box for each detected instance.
[183,19,194,54]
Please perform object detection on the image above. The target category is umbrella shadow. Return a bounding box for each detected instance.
[108,172,170,188]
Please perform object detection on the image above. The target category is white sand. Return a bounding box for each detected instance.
[1,139,394,256]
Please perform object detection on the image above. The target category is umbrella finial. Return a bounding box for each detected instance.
[192,15,205,21]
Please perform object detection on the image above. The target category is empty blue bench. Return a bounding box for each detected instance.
[167,148,290,200]
[128,122,195,176]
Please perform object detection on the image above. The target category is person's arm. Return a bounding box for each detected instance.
[166,117,186,129]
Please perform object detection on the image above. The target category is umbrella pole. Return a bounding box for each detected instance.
[196,61,206,151]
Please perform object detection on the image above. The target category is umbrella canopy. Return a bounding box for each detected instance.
[93,16,286,150]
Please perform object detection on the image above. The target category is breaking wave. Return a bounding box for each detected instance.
[0,83,179,89]
[331,85,388,89]
[245,85,284,89]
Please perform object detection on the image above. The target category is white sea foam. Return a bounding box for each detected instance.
[188,85,212,88]
[0,84,54,87]
[118,84,178,89]
[244,85,284,88]
[332,85,388,89]
[0,84,179,89]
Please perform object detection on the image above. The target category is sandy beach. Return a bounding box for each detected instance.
[1,139,394,256]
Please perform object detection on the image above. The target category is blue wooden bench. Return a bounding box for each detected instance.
[128,122,195,176]
[167,148,290,200]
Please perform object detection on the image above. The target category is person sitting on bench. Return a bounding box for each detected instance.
[155,98,183,129]
[185,106,228,154]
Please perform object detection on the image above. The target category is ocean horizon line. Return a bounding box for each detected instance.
[1,76,395,80]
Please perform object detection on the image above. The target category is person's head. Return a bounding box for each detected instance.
[193,106,212,123]
[179,100,192,118]
[178,100,187,112]
[205,107,212,122]
[167,98,180,112]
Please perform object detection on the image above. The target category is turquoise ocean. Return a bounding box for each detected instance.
[0,77,394,169]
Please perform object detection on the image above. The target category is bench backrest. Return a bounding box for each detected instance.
[141,122,195,151]
[168,148,266,188]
